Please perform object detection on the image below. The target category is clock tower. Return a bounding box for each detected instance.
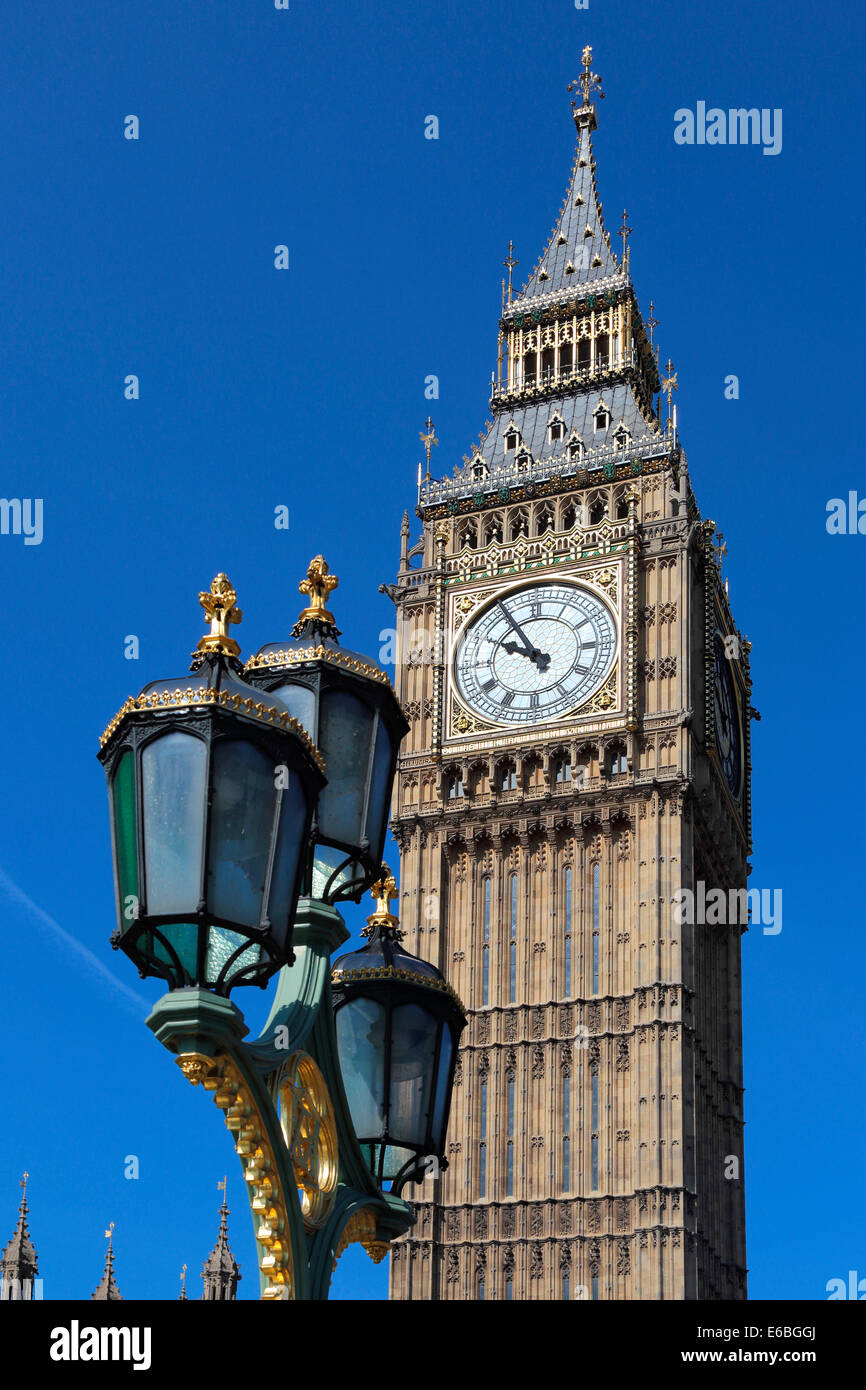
[386,49,752,1301]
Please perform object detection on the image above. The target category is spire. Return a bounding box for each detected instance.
[91,1223,123,1301]
[179,1264,189,1301]
[418,48,666,512]
[201,1180,241,1301]
[514,48,620,303]
[1,1173,39,1301]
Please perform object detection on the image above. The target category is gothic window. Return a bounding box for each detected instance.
[564,865,573,997]
[578,337,591,368]
[506,1073,515,1196]
[555,754,572,784]
[560,341,573,373]
[563,1269,571,1301]
[523,351,536,387]
[591,1275,599,1301]
[506,1273,513,1301]
[596,333,610,368]
[562,500,578,529]
[609,744,627,775]
[549,417,564,443]
[509,509,529,541]
[614,491,629,520]
[589,496,606,525]
[482,877,491,1007]
[567,1067,572,1189]
[613,422,630,450]
[591,1068,599,1190]
[594,405,609,432]
[536,508,554,536]
[471,457,489,481]
[477,1276,485,1301]
[460,521,478,549]
[484,516,503,546]
[541,347,555,382]
[509,872,518,1003]
[516,448,531,470]
[500,761,517,792]
[592,861,600,994]
[480,1078,487,1197]
[505,428,518,452]
[447,770,463,799]
[568,437,584,461]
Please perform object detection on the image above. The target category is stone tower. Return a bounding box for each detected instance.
[201,1192,241,1301]
[1,1175,39,1301]
[387,49,752,1301]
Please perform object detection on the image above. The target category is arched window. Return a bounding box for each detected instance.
[591,1068,599,1192]
[500,761,517,792]
[589,497,605,525]
[507,1073,515,1197]
[482,877,491,1007]
[555,755,572,784]
[564,865,573,997]
[477,1275,485,1301]
[509,874,518,1003]
[505,429,518,452]
[480,1078,487,1198]
[592,862,600,994]
[447,770,463,799]
[563,1072,571,1192]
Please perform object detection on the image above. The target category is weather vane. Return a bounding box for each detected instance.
[420,416,439,482]
[646,301,658,350]
[503,240,518,305]
[568,46,604,108]
[661,357,678,426]
[619,209,632,269]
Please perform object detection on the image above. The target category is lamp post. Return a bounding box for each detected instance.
[97,565,460,1299]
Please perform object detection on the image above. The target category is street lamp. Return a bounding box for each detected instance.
[331,867,467,1192]
[97,574,325,994]
[244,556,408,904]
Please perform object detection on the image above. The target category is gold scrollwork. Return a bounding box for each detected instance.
[277,1052,339,1231]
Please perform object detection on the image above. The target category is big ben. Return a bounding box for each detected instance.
[387,48,752,1301]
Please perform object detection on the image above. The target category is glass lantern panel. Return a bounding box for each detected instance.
[272,682,317,740]
[364,717,394,861]
[317,690,373,847]
[111,750,140,923]
[335,997,386,1139]
[208,740,275,928]
[267,773,308,938]
[431,1024,454,1147]
[152,923,198,980]
[311,844,363,901]
[142,733,207,915]
[205,926,261,986]
[389,1003,438,1148]
[382,1145,418,1182]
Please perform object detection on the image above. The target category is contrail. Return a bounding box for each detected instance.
[0,866,150,1017]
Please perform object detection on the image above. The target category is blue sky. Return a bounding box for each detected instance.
[1,0,864,1300]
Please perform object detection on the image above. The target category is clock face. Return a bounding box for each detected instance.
[713,630,743,799]
[453,581,617,726]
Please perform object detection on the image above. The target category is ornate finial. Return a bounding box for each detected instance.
[646,301,658,347]
[420,417,438,483]
[179,1264,188,1300]
[619,209,632,269]
[218,1176,227,1205]
[197,574,242,659]
[661,358,678,426]
[503,240,518,305]
[292,555,340,637]
[568,46,604,109]
[362,864,403,938]
[20,1172,29,1200]
[713,531,728,573]
[105,1222,114,1248]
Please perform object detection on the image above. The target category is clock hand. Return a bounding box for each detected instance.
[497,603,551,671]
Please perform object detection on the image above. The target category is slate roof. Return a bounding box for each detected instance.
[512,114,621,303]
